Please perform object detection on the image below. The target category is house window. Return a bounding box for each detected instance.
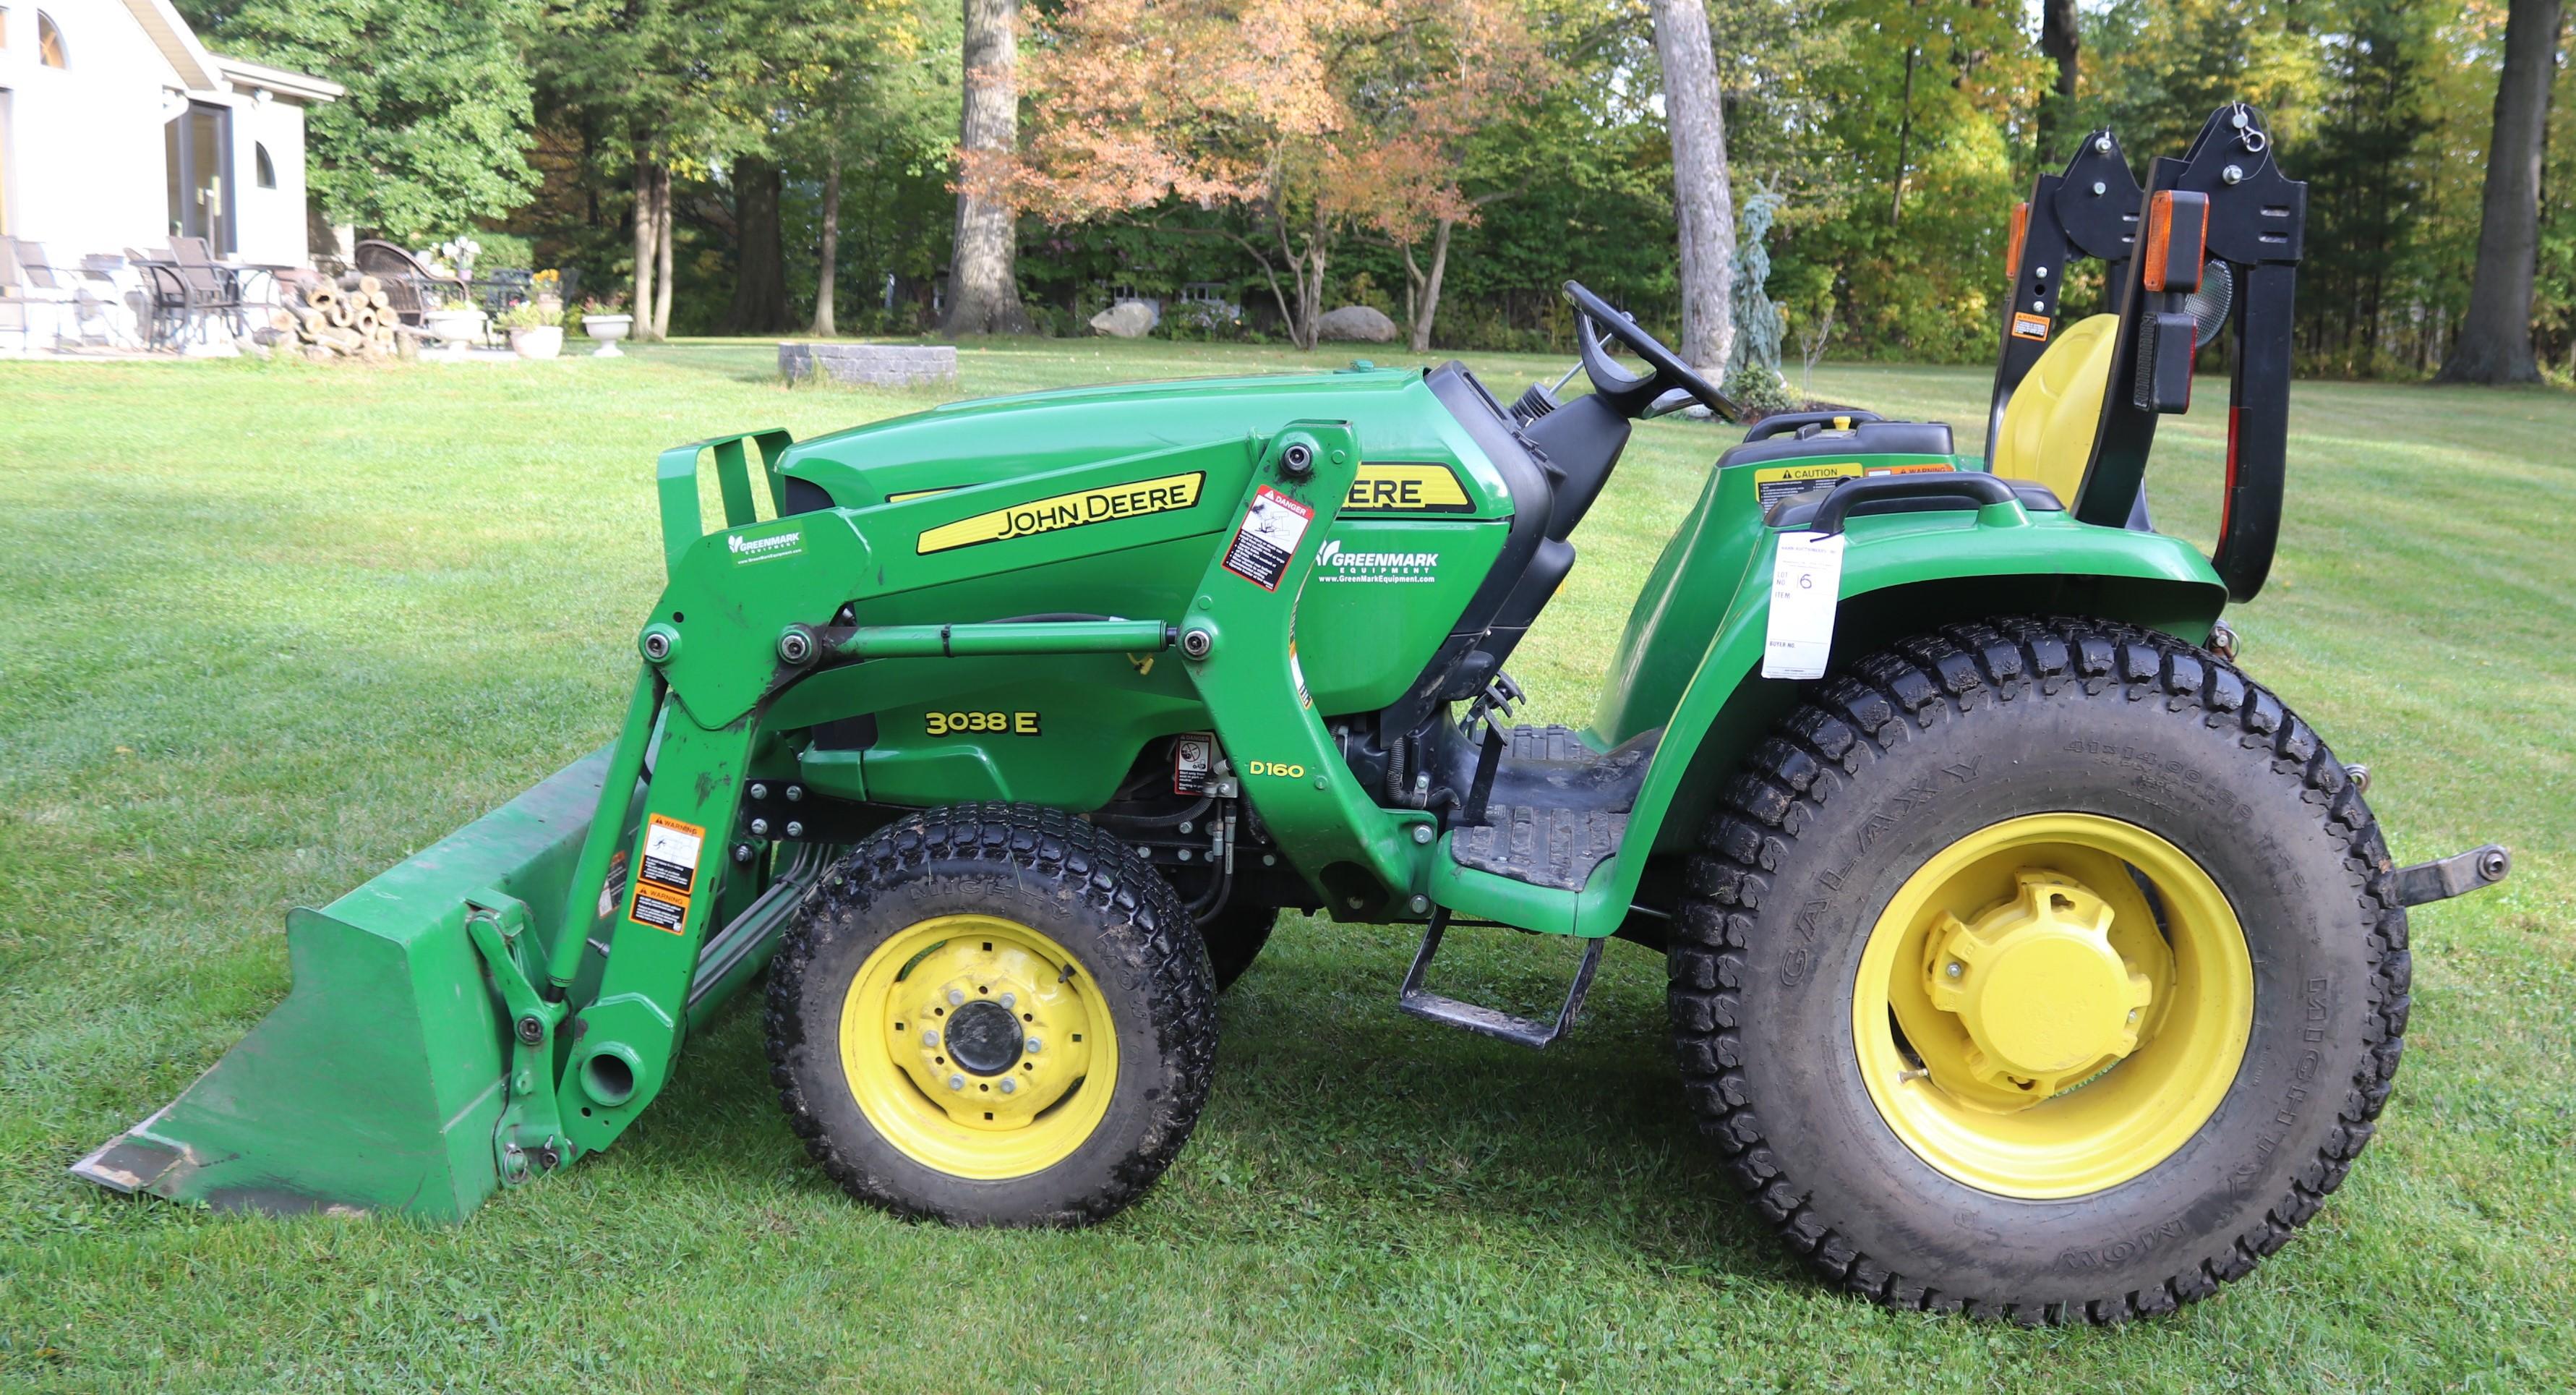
[37,10,64,68]
[254,142,275,189]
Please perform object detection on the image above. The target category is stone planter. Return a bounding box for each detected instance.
[584,313,633,357]
[779,341,958,388]
[509,325,565,360]
[422,309,487,359]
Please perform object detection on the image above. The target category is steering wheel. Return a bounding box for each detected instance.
[1562,281,1737,422]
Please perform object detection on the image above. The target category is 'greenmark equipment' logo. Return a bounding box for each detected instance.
[729,527,805,564]
[1314,538,1439,584]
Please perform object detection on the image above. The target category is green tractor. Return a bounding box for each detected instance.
[82,106,2508,1321]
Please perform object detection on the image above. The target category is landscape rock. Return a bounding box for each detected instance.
[1317,305,1398,343]
[1089,300,1158,338]
[779,341,959,387]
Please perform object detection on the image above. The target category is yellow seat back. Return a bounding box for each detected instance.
[1991,313,2119,503]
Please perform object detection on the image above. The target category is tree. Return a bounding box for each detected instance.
[2442,0,2567,383]
[1651,0,1737,372]
[988,0,1540,350]
[941,0,1031,335]
[180,0,539,243]
[2035,0,2080,162]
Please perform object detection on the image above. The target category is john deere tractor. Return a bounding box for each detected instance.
[81,106,2509,1321]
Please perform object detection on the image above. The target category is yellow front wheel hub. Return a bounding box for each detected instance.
[838,914,1116,1179]
[1854,814,2254,1198]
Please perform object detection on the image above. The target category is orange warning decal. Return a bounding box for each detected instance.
[628,813,707,934]
[2011,312,2051,342]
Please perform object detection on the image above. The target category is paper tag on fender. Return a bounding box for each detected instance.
[1763,532,1847,680]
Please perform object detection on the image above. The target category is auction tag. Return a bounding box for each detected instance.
[1221,486,1314,591]
[1763,532,1847,681]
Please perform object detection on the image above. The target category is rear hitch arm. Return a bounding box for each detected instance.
[2391,844,2512,908]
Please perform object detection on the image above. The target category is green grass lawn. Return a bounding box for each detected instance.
[1,338,2568,1391]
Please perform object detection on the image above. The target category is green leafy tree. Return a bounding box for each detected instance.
[179,0,540,244]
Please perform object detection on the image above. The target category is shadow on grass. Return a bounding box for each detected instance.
[620,923,1786,1287]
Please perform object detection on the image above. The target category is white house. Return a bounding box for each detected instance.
[0,0,340,269]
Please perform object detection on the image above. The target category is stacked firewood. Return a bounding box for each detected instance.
[270,275,404,360]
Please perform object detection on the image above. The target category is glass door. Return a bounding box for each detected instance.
[163,101,234,252]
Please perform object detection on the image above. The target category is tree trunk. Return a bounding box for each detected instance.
[1891,44,1920,225]
[651,164,674,339]
[1650,0,1736,374]
[631,145,659,341]
[2034,0,2079,162]
[722,156,793,335]
[941,0,1031,336]
[1409,218,1455,354]
[2441,0,2564,383]
[813,158,841,337]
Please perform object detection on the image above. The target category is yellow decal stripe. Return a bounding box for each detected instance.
[1344,462,1473,513]
[916,472,1205,554]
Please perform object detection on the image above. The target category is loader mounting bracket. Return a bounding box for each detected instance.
[466,891,574,1185]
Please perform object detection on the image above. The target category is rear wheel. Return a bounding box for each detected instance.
[1672,618,2408,1321]
[767,803,1218,1225]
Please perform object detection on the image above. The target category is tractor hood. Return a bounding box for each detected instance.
[776,364,1485,511]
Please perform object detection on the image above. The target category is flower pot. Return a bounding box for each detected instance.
[422,309,487,359]
[509,325,564,360]
[584,313,633,357]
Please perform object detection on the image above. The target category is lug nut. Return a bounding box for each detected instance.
[998,1078,1018,1095]
[1945,961,1965,979]
[948,988,966,1006]
[1025,1038,1043,1054]
[921,1028,939,1046]
[948,1075,966,1092]
[999,991,1017,1009]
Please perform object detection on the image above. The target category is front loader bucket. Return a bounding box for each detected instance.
[73,750,618,1221]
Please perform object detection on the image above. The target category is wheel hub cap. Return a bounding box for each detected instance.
[1926,872,2152,1097]
[943,999,1024,1075]
[889,934,1095,1131]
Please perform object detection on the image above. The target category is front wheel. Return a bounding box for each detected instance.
[766,803,1218,1225]
[1673,618,2408,1321]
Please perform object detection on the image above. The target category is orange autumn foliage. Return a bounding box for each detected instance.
[965,0,1546,341]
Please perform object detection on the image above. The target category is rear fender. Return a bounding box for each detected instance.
[1568,510,2228,936]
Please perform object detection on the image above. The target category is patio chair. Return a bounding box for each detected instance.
[352,239,466,327]
[127,247,197,349]
[2,237,82,349]
[168,237,247,339]
[0,242,32,351]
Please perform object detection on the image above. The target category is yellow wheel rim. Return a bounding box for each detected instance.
[1852,813,2253,1199]
[837,914,1117,1179]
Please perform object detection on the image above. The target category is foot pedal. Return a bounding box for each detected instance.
[1398,910,1604,1049]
